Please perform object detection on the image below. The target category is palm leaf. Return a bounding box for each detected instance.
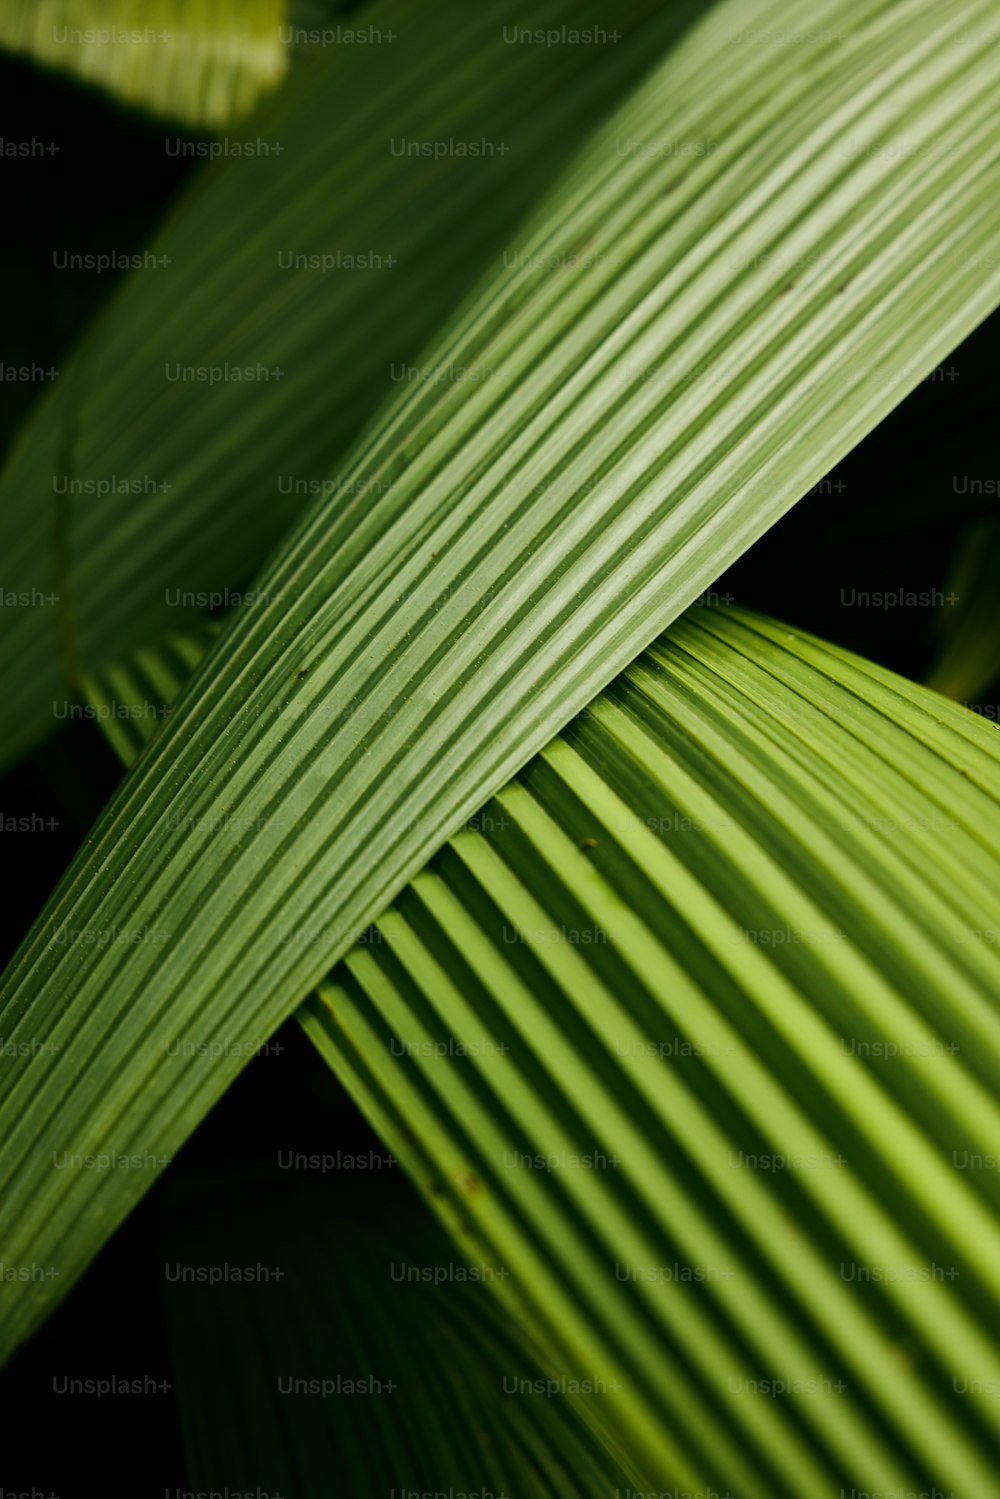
[91,602,1000,1492]
[2,0,1000,1368]
[305,606,1000,1495]
[79,622,219,763]
[0,0,691,769]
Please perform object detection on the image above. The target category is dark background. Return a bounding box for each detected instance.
[0,18,997,1496]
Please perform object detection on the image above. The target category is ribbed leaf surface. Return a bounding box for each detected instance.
[51,601,1000,1493]
[304,607,1000,1496]
[0,0,689,767]
[2,0,1000,1367]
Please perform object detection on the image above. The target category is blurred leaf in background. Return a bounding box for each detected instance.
[0,0,288,125]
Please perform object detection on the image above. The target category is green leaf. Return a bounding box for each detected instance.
[305,606,1000,1497]
[3,0,1000,1368]
[0,0,287,126]
[79,599,1000,1491]
[163,1172,649,1496]
[0,0,690,769]
[79,622,219,764]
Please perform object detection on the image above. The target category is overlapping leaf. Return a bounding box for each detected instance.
[2,0,1000,1368]
[307,606,1000,1497]
[92,601,1000,1492]
[0,0,689,768]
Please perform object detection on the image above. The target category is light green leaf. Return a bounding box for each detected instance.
[306,605,1000,1497]
[2,0,1000,1369]
[0,0,287,126]
[81,598,1000,1491]
[0,0,689,769]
